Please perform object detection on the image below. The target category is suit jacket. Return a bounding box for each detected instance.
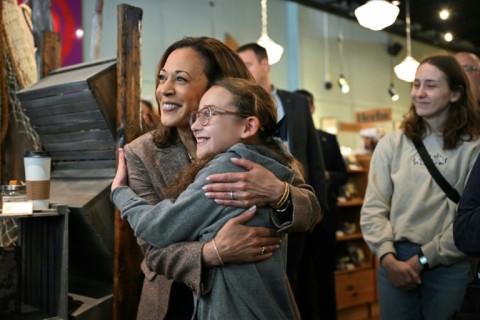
[454,153,480,257]
[317,129,348,230]
[124,130,322,319]
[277,89,328,211]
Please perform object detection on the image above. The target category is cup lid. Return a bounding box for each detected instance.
[24,150,51,157]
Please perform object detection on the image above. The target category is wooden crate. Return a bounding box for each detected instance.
[17,58,117,178]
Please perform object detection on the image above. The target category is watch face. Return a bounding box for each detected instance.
[419,255,428,265]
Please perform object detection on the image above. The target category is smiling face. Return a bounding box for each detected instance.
[191,86,248,159]
[411,62,460,124]
[156,47,209,130]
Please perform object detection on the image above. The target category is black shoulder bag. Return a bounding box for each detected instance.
[413,140,460,203]
[414,140,480,319]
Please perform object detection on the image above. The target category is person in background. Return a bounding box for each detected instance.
[140,99,159,133]
[359,127,383,153]
[235,42,327,316]
[295,88,347,320]
[113,77,315,319]
[360,54,480,320]
[454,52,480,107]
[124,37,321,320]
[454,152,480,257]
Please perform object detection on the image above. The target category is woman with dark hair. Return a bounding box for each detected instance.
[113,78,310,319]
[123,37,321,319]
[360,54,480,320]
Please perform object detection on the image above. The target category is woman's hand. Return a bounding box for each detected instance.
[203,158,285,208]
[381,253,421,291]
[202,206,281,266]
[111,148,128,191]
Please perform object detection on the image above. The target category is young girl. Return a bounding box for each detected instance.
[112,78,309,319]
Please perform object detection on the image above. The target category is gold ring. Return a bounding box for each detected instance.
[230,191,234,200]
[260,246,266,255]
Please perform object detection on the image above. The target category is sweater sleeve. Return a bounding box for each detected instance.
[112,155,247,248]
[360,136,396,259]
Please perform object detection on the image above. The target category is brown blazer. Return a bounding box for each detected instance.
[124,131,322,319]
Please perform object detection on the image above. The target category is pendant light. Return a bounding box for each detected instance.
[394,0,419,82]
[323,12,333,90]
[355,0,399,31]
[257,0,284,65]
[337,32,350,94]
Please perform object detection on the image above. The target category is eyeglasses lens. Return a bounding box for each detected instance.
[189,107,212,126]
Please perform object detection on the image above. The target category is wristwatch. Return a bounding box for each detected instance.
[418,249,430,270]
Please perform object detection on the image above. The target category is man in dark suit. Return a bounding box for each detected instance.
[237,43,328,314]
[296,89,348,320]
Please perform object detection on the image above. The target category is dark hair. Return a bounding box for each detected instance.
[166,78,303,197]
[236,43,268,62]
[153,37,254,148]
[402,54,480,149]
[140,99,154,111]
[294,89,314,100]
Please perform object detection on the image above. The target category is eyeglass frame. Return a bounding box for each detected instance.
[189,105,249,127]
[463,65,480,73]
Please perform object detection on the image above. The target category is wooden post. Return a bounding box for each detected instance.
[42,31,61,77]
[114,4,143,320]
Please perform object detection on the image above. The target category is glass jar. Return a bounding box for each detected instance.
[1,185,27,208]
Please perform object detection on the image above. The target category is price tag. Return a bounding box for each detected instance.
[2,201,33,215]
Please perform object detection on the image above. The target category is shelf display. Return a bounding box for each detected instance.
[335,154,378,320]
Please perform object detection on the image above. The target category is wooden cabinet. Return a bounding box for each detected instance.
[335,154,378,320]
[0,204,69,319]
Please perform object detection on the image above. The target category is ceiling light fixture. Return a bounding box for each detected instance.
[444,32,453,42]
[337,32,350,94]
[439,9,450,20]
[323,12,333,90]
[394,0,419,82]
[256,0,284,65]
[388,83,399,101]
[338,74,350,94]
[354,0,399,31]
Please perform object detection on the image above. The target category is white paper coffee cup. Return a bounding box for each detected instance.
[24,151,51,210]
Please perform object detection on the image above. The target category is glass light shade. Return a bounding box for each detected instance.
[257,33,284,65]
[394,55,420,82]
[355,0,399,31]
[338,75,350,94]
[388,84,400,101]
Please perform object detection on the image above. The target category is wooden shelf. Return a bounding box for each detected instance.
[335,154,376,319]
[338,198,363,207]
[335,264,373,275]
[337,232,363,241]
[347,165,368,173]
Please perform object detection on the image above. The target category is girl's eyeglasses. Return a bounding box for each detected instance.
[189,105,248,127]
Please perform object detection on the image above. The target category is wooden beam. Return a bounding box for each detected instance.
[42,31,61,77]
[114,4,143,320]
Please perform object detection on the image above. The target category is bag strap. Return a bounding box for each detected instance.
[413,140,461,204]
